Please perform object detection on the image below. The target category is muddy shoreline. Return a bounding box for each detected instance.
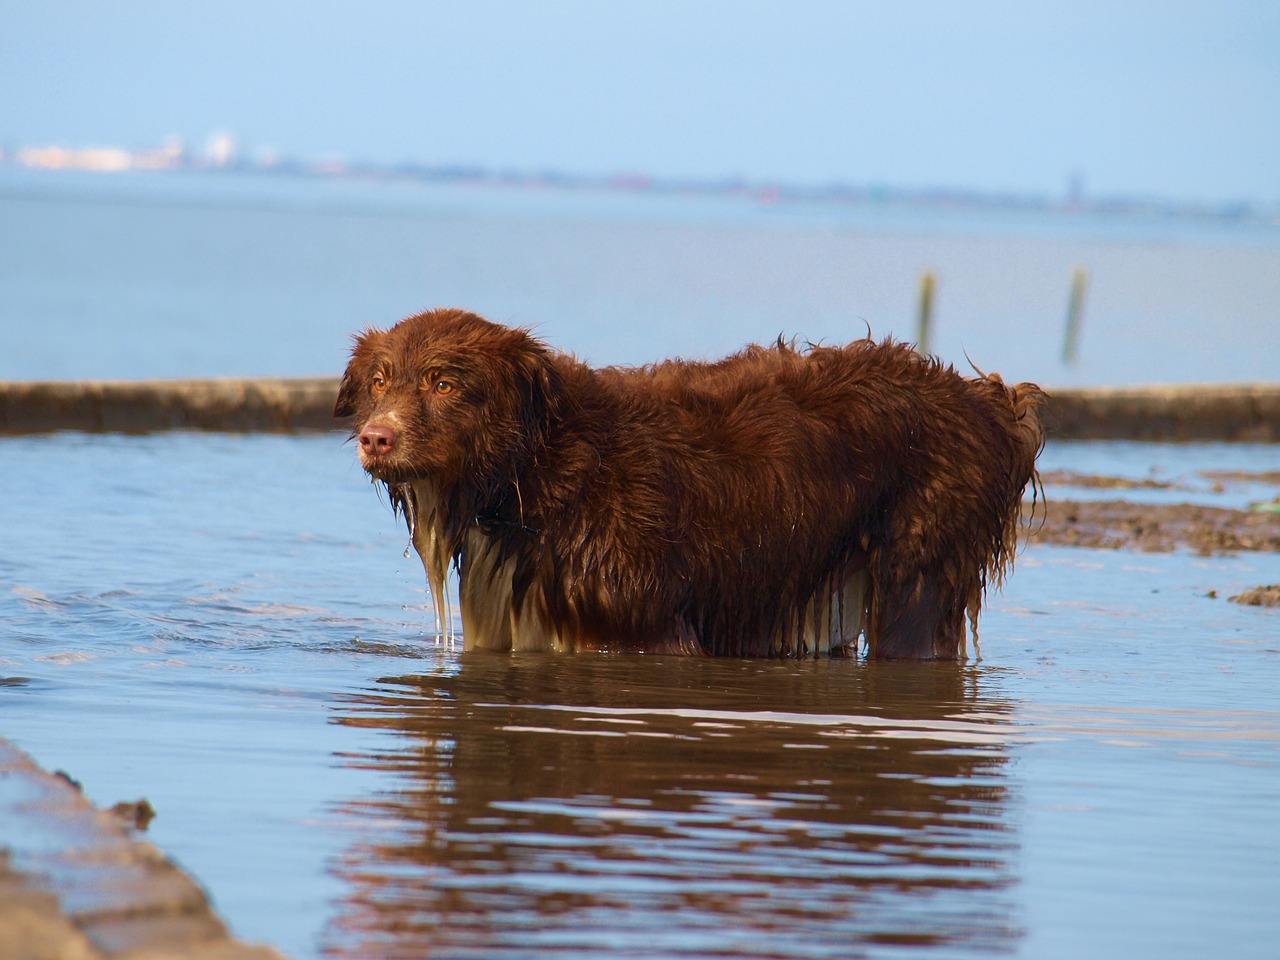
[1025,495,1280,607]
[1026,497,1280,555]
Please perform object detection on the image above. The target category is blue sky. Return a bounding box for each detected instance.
[3,1,1277,204]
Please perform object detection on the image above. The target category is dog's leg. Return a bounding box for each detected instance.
[796,566,869,658]
[511,589,570,653]
[865,569,967,660]
[457,530,517,652]
[834,568,868,656]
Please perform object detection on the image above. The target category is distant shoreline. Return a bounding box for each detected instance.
[2,378,1277,441]
[3,148,1276,229]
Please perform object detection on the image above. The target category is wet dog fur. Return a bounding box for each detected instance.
[336,308,1044,659]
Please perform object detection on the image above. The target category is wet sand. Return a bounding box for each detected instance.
[1027,497,1280,555]
[1027,467,1280,606]
[1229,584,1280,607]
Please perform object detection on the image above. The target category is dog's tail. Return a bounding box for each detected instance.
[964,352,1046,505]
[957,374,1046,659]
[981,374,1046,584]
[1008,379,1047,477]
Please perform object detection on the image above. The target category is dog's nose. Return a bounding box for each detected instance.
[359,424,397,457]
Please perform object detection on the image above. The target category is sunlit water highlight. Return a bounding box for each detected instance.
[1,433,1278,958]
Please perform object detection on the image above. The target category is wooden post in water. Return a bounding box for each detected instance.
[916,270,936,355]
[1062,265,1089,366]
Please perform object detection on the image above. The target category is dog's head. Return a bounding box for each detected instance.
[336,308,560,486]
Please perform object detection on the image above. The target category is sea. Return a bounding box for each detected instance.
[1,166,1277,386]
[1,167,1279,960]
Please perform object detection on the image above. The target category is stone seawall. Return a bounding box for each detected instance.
[1,378,1277,441]
[1043,383,1280,442]
[0,378,340,435]
[0,737,285,959]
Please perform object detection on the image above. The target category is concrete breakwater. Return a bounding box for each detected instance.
[0,737,285,959]
[1044,383,1280,442]
[1,378,1277,441]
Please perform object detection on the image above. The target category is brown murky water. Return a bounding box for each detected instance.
[328,658,1020,958]
[3,434,1279,959]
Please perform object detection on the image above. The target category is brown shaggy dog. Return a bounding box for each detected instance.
[337,308,1044,659]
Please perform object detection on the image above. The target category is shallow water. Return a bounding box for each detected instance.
[1038,440,1280,508]
[2,168,1278,388]
[2,433,1279,959]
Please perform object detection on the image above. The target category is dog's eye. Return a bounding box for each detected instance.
[371,374,387,396]
[434,379,455,396]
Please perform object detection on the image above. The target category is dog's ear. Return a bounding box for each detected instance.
[509,334,564,438]
[334,329,383,418]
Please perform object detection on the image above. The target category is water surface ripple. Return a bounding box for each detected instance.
[1,433,1278,959]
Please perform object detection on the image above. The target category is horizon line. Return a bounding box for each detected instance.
[2,136,1276,223]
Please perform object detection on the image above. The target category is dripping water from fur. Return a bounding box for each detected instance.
[393,481,456,650]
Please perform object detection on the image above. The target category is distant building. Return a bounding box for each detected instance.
[207,132,237,168]
[17,145,132,172]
